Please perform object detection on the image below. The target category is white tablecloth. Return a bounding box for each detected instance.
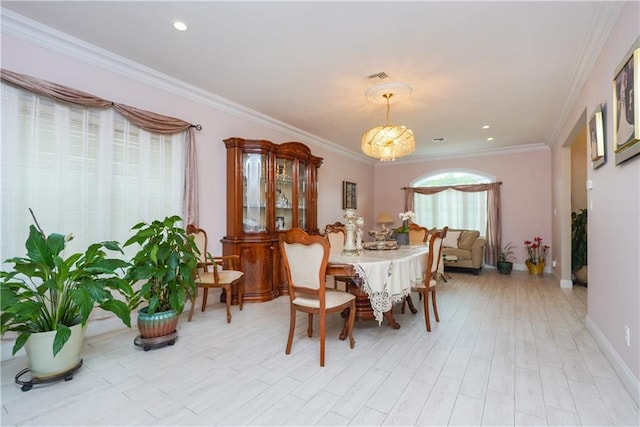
[328,244,428,323]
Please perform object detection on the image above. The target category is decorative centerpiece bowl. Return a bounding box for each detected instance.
[368,229,393,247]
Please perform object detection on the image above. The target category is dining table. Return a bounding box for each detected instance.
[327,242,429,332]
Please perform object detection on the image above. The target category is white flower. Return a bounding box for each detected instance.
[398,211,415,222]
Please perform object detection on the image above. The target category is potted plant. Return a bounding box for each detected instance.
[396,211,414,245]
[571,209,588,284]
[0,211,134,380]
[124,215,199,347]
[523,236,549,275]
[497,242,516,275]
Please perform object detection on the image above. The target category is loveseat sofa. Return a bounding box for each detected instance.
[441,228,486,275]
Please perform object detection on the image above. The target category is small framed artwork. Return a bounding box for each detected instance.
[589,104,606,169]
[276,216,285,230]
[613,37,640,165]
[342,181,357,210]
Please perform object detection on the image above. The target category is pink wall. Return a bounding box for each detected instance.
[551,1,640,393]
[373,148,553,268]
[0,35,375,255]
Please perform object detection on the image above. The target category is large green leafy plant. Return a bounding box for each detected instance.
[571,209,587,271]
[1,216,134,356]
[124,216,199,315]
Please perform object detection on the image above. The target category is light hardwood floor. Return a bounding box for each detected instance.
[1,270,638,426]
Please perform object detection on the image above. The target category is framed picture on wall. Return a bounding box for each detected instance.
[589,103,606,169]
[613,37,640,165]
[342,181,357,210]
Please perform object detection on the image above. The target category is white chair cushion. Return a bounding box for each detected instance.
[293,289,355,308]
[415,278,437,290]
[197,270,243,285]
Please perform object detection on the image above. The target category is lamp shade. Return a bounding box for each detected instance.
[361,124,415,162]
[376,212,394,224]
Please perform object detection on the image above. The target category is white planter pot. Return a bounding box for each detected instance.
[24,323,86,379]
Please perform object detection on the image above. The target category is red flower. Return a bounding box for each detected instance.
[524,236,549,265]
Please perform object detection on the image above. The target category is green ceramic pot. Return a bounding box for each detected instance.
[137,307,179,339]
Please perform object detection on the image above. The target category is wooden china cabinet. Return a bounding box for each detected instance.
[221,137,323,302]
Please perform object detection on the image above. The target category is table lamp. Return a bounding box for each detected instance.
[376,212,394,230]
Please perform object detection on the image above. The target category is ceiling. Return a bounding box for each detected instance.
[1,1,623,161]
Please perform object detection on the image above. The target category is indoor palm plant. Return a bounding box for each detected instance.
[497,242,516,275]
[124,215,199,344]
[0,212,134,378]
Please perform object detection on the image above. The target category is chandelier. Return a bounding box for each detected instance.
[361,82,415,162]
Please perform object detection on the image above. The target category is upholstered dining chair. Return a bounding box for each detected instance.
[280,228,356,367]
[324,222,358,291]
[408,223,429,244]
[413,228,446,332]
[186,225,244,323]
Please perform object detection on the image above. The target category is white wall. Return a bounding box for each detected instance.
[551,1,640,402]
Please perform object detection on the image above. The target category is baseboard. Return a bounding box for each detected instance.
[560,279,573,289]
[585,314,640,408]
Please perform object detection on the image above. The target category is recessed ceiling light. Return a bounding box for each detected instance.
[487,137,494,141]
[482,125,490,129]
[173,21,188,31]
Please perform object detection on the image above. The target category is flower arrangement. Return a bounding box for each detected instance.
[524,236,549,265]
[397,211,415,233]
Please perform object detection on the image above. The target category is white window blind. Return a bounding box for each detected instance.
[413,171,491,232]
[1,83,184,263]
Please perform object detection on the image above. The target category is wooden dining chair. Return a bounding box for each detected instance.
[324,222,358,291]
[408,223,429,244]
[280,228,356,367]
[413,229,445,332]
[186,225,244,323]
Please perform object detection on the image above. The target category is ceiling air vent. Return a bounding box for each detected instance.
[432,137,447,143]
[367,72,389,80]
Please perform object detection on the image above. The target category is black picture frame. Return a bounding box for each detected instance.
[342,181,357,210]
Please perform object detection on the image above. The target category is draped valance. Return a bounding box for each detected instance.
[1,69,201,225]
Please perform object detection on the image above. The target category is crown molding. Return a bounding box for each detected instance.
[546,2,624,146]
[1,8,368,164]
[376,143,550,166]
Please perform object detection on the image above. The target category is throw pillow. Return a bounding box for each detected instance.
[443,230,461,248]
[458,230,480,250]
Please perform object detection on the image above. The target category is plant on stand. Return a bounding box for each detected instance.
[1,210,134,385]
[497,242,516,275]
[523,236,549,275]
[396,211,414,245]
[124,215,199,350]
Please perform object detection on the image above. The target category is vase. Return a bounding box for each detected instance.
[396,232,409,245]
[526,260,545,275]
[497,261,513,275]
[24,323,86,379]
[137,307,179,339]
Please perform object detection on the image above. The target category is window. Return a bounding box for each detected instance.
[1,83,184,263]
[412,170,493,232]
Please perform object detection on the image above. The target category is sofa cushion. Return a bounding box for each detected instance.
[443,230,461,248]
[458,230,480,250]
[442,247,471,260]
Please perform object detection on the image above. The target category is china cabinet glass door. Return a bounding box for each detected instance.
[243,152,267,233]
[275,158,293,231]
[297,163,307,229]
